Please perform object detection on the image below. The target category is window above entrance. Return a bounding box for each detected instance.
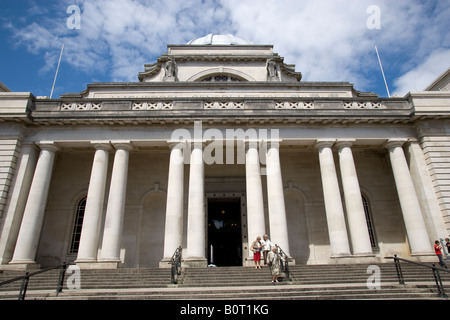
[199,74,246,82]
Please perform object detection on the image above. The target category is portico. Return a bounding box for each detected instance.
[0,132,442,269]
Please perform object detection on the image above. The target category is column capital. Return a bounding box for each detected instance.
[383,139,407,150]
[37,141,61,153]
[187,140,207,149]
[167,140,188,150]
[314,139,335,150]
[335,139,356,150]
[111,141,133,151]
[244,139,261,151]
[91,141,113,151]
[257,139,281,151]
[264,139,281,149]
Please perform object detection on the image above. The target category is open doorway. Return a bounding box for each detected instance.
[207,198,242,266]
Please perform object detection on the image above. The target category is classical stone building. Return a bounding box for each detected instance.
[0,34,449,269]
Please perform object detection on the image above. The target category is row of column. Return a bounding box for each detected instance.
[162,140,290,265]
[162,138,434,264]
[7,137,433,268]
[315,139,432,257]
[9,141,133,267]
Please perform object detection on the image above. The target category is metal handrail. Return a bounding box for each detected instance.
[0,260,72,300]
[169,246,182,284]
[275,244,291,282]
[385,254,449,298]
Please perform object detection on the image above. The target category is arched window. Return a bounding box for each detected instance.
[362,195,377,249]
[70,197,86,254]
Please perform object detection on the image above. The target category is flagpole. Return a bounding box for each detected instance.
[50,44,64,99]
[375,45,390,97]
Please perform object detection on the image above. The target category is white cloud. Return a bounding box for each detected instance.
[222,0,450,93]
[8,0,232,81]
[392,49,450,95]
[6,0,450,95]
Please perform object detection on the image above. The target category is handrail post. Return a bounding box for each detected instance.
[170,246,182,284]
[275,244,291,283]
[432,263,448,298]
[56,260,67,295]
[18,272,29,300]
[393,254,405,285]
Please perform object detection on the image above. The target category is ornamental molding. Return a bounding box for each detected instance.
[57,99,405,112]
[132,101,173,110]
[61,102,102,111]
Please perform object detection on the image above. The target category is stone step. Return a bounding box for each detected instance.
[8,283,442,300]
[1,263,449,300]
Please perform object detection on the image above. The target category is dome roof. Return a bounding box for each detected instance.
[187,34,253,45]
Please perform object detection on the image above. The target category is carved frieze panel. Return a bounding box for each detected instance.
[343,101,383,109]
[204,101,244,109]
[61,102,102,111]
[275,101,314,109]
[132,102,173,110]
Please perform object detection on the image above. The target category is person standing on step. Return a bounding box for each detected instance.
[434,240,448,269]
[250,236,262,269]
[261,234,273,266]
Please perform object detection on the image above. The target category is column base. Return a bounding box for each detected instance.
[182,257,207,268]
[159,258,173,269]
[329,254,379,264]
[88,259,121,269]
[409,252,436,263]
[75,261,120,269]
[4,260,41,270]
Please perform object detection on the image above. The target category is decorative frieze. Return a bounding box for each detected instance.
[275,101,314,109]
[132,102,173,110]
[55,99,396,113]
[61,102,102,111]
[344,101,382,109]
[131,101,173,110]
[204,101,244,109]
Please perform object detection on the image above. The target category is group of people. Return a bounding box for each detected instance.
[250,236,449,282]
[250,235,284,283]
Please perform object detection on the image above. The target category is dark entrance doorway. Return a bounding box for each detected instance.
[207,198,242,266]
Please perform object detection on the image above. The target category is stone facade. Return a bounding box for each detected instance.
[0,36,449,269]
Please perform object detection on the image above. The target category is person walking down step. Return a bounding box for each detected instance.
[268,247,284,283]
[434,240,448,269]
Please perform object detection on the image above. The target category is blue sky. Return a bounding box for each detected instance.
[1,0,449,98]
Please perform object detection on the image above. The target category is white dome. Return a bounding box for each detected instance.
[187,34,253,45]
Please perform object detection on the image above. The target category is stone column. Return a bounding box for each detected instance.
[9,142,59,268]
[162,142,185,262]
[335,141,373,256]
[315,140,351,257]
[405,140,447,242]
[384,140,432,254]
[265,140,290,255]
[0,143,38,266]
[185,141,207,267]
[98,142,132,267]
[245,140,266,260]
[76,142,112,265]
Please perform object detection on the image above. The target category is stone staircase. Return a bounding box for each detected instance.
[0,263,449,300]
